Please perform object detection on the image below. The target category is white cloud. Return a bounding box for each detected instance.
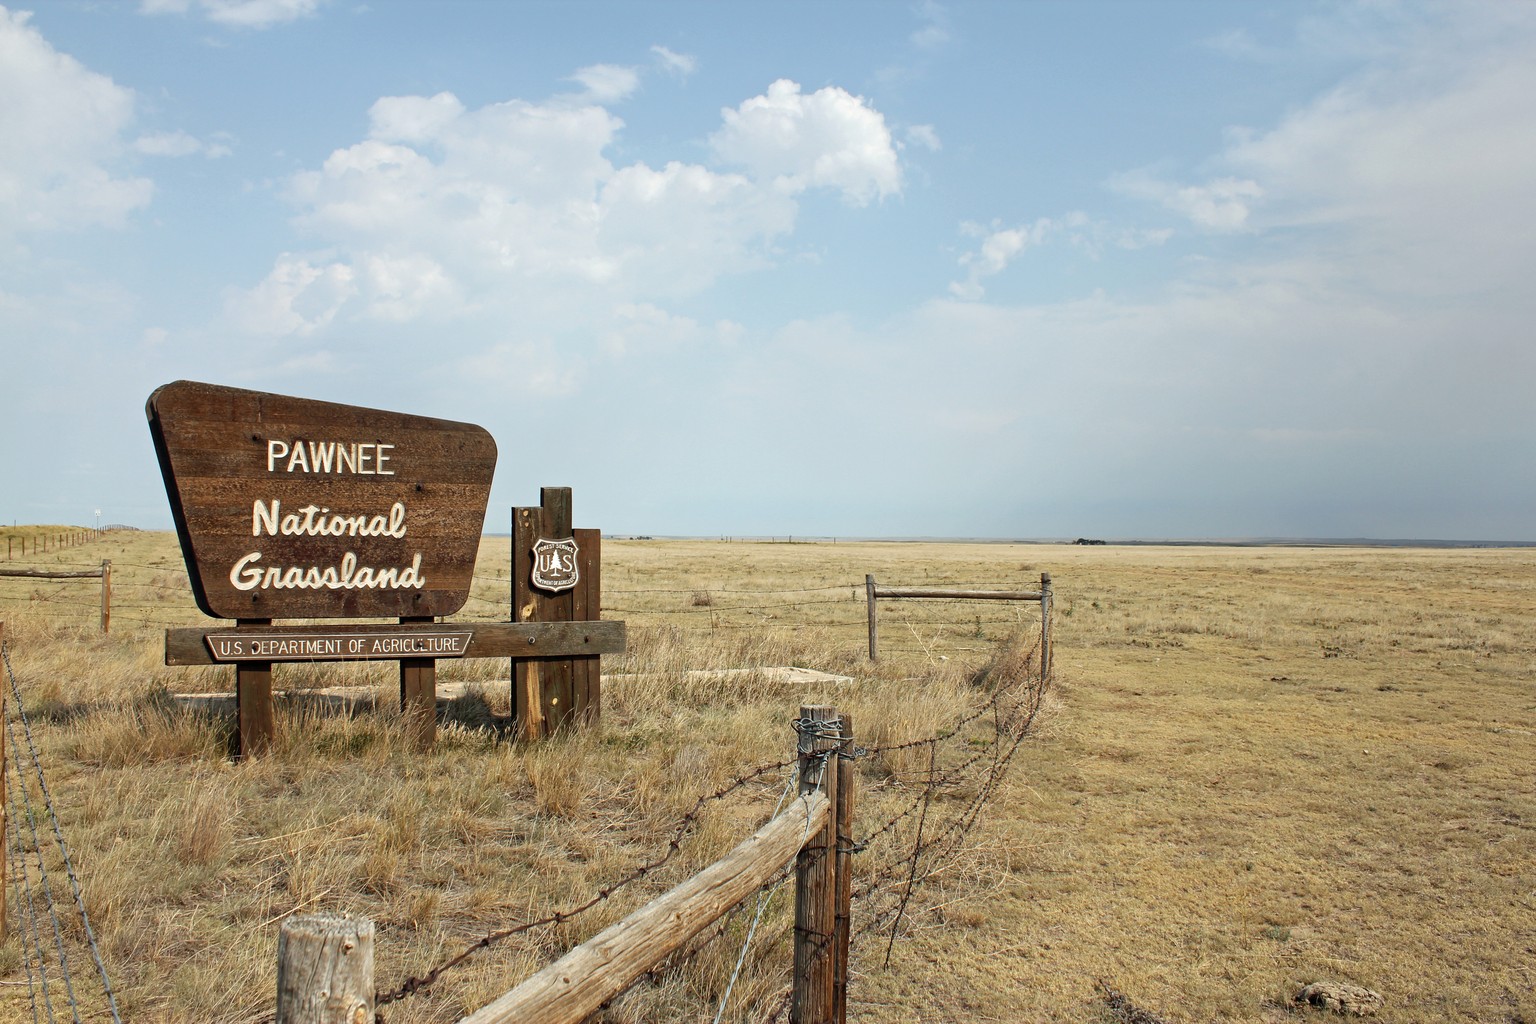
[232,78,892,335]
[225,253,355,335]
[904,124,941,151]
[710,80,902,205]
[910,0,951,50]
[368,92,464,144]
[134,129,232,158]
[650,45,697,78]
[0,8,152,237]
[139,0,323,29]
[1112,172,1263,232]
[567,64,641,105]
[1219,37,1536,297]
[949,218,1057,299]
[454,337,582,399]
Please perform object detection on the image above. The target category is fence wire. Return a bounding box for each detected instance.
[2,638,123,1024]
[367,629,1048,1023]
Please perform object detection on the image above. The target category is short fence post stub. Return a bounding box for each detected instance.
[794,704,840,1024]
[833,712,855,1024]
[275,911,374,1024]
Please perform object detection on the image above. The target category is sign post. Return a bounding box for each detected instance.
[512,488,603,739]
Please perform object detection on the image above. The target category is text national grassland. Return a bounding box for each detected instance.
[0,532,1532,1023]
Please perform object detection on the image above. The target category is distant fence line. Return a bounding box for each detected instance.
[0,565,1052,662]
[4,529,103,560]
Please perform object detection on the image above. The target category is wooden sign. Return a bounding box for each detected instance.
[204,629,474,662]
[147,380,496,620]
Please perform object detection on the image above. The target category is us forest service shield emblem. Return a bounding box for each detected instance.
[531,537,580,593]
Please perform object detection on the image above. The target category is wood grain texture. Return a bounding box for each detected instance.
[164,621,626,666]
[147,380,496,620]
[874,587,1045,601]
[275,912,374,1024]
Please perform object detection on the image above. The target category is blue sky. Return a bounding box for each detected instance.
[2,0,1533,540]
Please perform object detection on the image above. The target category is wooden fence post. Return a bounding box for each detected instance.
[275,911,374,1024]
[99,559,111,634]
[1040,572,1052,680]
[833,712,855,1024]
[794,705,840,1024]
[865,575,878,661]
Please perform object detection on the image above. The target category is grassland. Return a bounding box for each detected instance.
[0,529,1531,1023]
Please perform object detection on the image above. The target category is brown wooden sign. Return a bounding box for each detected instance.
[147,380,496,620]
[204,629,473,662]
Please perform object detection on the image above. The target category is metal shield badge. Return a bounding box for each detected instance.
[531,537,580,593]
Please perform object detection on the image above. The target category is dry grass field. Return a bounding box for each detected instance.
[0,529,1532,1023]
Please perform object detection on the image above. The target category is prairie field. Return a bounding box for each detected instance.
[0,529,1532,1023]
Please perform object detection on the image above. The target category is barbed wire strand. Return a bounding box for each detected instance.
[4,713,83,1024]
[3,640,124,1023]
[7,759,53,1024]
[374,754,797,1011]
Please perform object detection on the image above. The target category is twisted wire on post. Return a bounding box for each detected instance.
[3,640,123,1024]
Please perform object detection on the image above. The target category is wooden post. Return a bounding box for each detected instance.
[832,712,855,1024]
[1040,572,1053,680]
[512,487,601,739]
[399,615,436,751]
[794,704,840,1024]
[99,559,111,634]
[512,505,546,741]
[865,575,878,661]
[237,617,274,758]
[571,527,602,727]
[275,911,374,1024]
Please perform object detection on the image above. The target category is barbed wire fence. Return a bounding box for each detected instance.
[0,547,1052,1021]
[355,630,1050,1022]
[2,633,123,1024]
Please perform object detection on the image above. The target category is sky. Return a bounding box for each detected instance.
[2,0,1533,541]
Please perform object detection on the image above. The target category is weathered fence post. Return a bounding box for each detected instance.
[99,559,111,634]
[865,575,878,661]
[1040,572,1052,680]
[276,911,374,1024]
[794,704,840,1024]
[833,711,855,1024]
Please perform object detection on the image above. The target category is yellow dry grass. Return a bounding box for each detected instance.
[0,532,1532,1024]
